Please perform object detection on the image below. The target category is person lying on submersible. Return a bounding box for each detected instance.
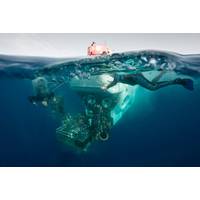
[104,70,194,91]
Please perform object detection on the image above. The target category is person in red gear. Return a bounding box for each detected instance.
[87,42,96,56]
[87,42,111,56]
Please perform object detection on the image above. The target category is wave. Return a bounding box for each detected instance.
[0,50,200,80]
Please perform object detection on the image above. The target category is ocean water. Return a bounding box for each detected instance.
[0,51,200,166]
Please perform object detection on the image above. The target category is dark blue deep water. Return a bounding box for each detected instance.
[0,78,200,167]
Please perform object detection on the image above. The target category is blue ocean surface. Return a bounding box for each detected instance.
[0,51,200,166]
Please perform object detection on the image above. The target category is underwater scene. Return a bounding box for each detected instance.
[0,34,200,166]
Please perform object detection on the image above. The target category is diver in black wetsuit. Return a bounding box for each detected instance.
[28,77,65,116]
[105,71,194,91]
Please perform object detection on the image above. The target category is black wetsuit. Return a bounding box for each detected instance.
[107,73,181,91]
[28,92,55,104]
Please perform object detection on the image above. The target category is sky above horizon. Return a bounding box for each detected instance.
[0,33,199,57]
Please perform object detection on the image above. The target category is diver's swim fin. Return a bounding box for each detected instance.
[180,78,194,91]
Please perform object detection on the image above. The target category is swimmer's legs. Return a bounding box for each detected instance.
[106,72,171,90]
[134,73,194,91]
[104,72,194,91]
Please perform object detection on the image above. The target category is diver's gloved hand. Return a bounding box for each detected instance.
[101,86,107,90]
[174,78,194,91]
[28,96,37,105]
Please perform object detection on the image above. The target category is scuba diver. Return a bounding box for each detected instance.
[28,77,65,117]
[104,70,194,91]
[28,77,53,106]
